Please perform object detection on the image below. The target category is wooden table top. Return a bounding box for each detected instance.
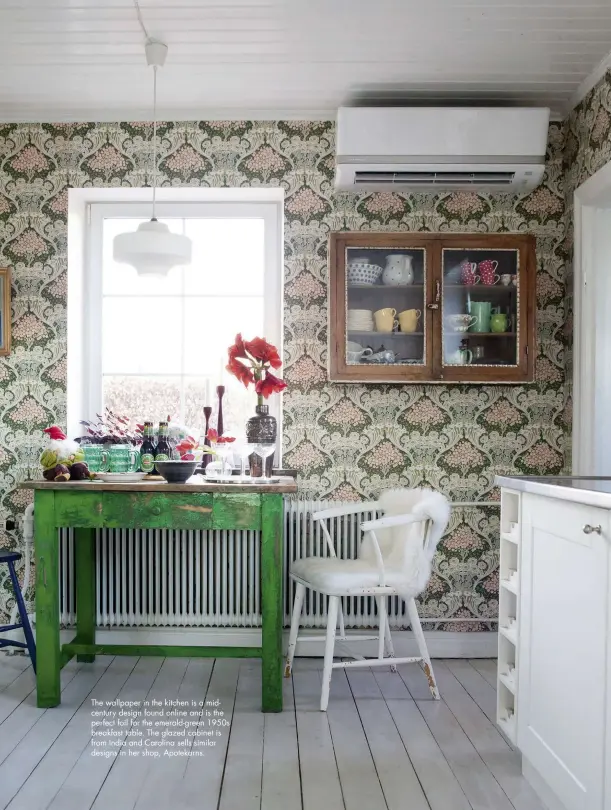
[20,477,298,494]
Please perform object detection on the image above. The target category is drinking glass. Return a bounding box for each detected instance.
[216,444,234,478]
[253,442,276,481]
[235,442,257,481]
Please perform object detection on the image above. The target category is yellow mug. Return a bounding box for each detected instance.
[398,308,422,333]
[374,308,397,332]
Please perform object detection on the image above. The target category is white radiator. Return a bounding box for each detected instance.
[58,499,498,631]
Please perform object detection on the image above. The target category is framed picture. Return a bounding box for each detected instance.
[0,268,11,356]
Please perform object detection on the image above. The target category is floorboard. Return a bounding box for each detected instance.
[218,660,265,810]
[47,657,165,810]
[292,660,345,810]
[442,660,498,724]
[0,657,113,810]
[467,659,497,689]
[345,668,430,810]
[0,654,541,810]
[91,658,185,810]
[433,663,544,810]
[175,658,240,810]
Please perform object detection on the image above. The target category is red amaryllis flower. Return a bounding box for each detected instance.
[217,435,236,444]
[206,428,219,443]
[255,372,287,398]
[225,356,255,388]
[245,337,282,369]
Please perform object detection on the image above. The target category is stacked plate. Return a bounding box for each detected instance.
[348,308,374,332]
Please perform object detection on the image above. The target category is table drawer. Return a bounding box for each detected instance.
[102,492,214,530]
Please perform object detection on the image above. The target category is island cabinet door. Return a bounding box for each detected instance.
[519,495,610,810]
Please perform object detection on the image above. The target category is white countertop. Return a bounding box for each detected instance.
[495,475,611,509]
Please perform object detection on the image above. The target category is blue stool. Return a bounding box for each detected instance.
[0,550,36,673]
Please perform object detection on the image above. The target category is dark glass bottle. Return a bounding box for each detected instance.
[155,421,171,470]
[140,421,157,474]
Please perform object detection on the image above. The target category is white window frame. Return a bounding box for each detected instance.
[78,199,283,450]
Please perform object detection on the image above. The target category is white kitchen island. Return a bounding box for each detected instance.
[496,475,611,810]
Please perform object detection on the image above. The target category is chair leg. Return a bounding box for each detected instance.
[284,582,305,678]
[377,596,397,672]
[7,560,36,674]
[376,596,386,660]
[407,598,438,699]
[321,595,339,712]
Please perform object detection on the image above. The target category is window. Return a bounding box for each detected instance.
[82,201,282,444]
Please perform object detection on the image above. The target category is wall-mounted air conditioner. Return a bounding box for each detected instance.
[335,107,550,193]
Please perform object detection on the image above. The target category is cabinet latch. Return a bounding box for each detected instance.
[427,280,441,310]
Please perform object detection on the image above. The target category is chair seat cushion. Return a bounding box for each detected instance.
[0,550,21,563]
[290,556,406,594]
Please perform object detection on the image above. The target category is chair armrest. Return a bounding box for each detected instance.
[360,513,427,532]
[313,501,379,522]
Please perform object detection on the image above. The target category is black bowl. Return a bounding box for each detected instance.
[154,460,198,483]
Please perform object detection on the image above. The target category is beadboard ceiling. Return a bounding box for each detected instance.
[0,0,610,122]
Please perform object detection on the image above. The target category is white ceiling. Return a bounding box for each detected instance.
[0,0,610,122]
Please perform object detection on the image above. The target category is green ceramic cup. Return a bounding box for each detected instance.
[83,444,109,473]
[108,444,140,473]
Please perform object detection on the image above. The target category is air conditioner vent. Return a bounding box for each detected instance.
[354,170,516,186]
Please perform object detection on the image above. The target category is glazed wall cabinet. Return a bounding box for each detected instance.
[329,232,536,383]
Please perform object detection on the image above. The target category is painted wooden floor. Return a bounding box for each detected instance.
[0,652,544,810]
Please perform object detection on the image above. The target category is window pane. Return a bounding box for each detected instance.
[103,218,184,296]
[183,297,264,375]
[102,298,181,374]
[184,375,262,440]
[183,219,264,296]
[103,375,181,423]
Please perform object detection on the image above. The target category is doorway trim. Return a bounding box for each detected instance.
[573,160,611,474]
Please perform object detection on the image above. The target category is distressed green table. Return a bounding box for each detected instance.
[21,478,297,711]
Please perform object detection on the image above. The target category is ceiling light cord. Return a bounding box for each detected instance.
[152,63,158,220]
[133,0,149,40]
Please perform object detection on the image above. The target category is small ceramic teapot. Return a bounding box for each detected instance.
[382,254,414,286]
[369,349,398,363]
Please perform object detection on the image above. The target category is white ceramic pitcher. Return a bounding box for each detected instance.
[382,254,414,286]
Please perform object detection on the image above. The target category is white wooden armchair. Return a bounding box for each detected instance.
[285,491,449,711]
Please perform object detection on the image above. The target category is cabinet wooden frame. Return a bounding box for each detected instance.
[329,232,536,384]
[0,267,11,357]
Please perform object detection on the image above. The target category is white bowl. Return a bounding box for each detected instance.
[346,340,364,351]
[347,262,382,286]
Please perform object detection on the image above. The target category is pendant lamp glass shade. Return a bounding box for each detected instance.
[112,38,192,277]
[113,219,192,277]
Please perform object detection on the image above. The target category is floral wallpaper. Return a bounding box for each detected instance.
[0,119,569,630]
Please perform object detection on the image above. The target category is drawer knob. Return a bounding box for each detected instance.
[151,506,161,516]
[583,524,602,535]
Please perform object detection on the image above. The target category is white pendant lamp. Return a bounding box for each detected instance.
[113,39,192,277]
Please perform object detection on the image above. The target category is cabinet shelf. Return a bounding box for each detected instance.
[444,284,516,291]
[499,625,518,645]
[497,713,516,744]
[445,332,517,338]
[501,531,519,545]
[348,284,424,290]
[501,578,519,595]
[348,331,424,337]
[499,671,516,694]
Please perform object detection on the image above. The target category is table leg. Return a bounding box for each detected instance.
[261,494,283,712]
[34,491,61,708]
[75,528,96,662]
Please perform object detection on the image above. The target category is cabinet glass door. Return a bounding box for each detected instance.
[345,246,427,370]
[441,247,520,376]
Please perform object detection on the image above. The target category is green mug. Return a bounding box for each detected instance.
[490,313,508,333]
[83,444,109,473]
[108,444,140,473]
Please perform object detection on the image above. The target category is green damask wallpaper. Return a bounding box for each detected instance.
[0,118,570,628]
